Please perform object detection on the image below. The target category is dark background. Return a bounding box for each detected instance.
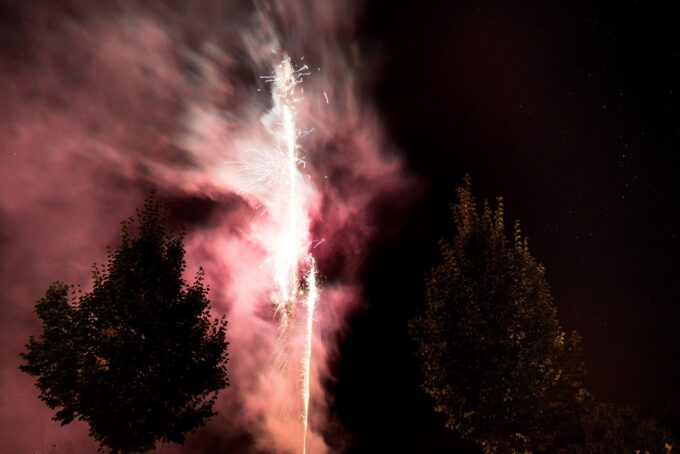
[330,1,678,452]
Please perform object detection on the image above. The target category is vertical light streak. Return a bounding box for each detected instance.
[301,256,318,454]
[269,57,306,332]
[252,55,319,453]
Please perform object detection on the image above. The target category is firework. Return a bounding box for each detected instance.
[231,55,320,453]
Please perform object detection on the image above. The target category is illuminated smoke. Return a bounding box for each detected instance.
[0,1,416,453]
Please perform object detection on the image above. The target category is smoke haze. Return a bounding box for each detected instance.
[0,1,415,452]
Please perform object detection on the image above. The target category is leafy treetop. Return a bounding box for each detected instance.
[20,195,229,453]
[410,176,586,453]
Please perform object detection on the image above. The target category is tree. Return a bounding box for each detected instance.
[410,176,586,453]
[570,402,675,454]
[20,195,229,453]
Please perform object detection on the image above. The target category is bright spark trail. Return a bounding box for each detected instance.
[269,57,305,332]
[235,55,319,453]
[301,256,318,454]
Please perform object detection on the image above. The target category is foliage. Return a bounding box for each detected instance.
[20,195,229,453]
[566,402,675,454]
[410,176,586,453]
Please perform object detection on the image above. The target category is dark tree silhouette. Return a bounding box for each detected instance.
[410,177,586,453]
[569,402,675,454]
[20,195,229,453]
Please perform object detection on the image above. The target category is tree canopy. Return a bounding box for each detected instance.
[20,195,229,453]
[573,403,674,454]
[410,177,586,452]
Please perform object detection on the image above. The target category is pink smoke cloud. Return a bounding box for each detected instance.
[0,1,417,452]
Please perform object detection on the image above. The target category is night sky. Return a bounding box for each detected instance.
[333,1,678,452]
[0,1,677,453]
